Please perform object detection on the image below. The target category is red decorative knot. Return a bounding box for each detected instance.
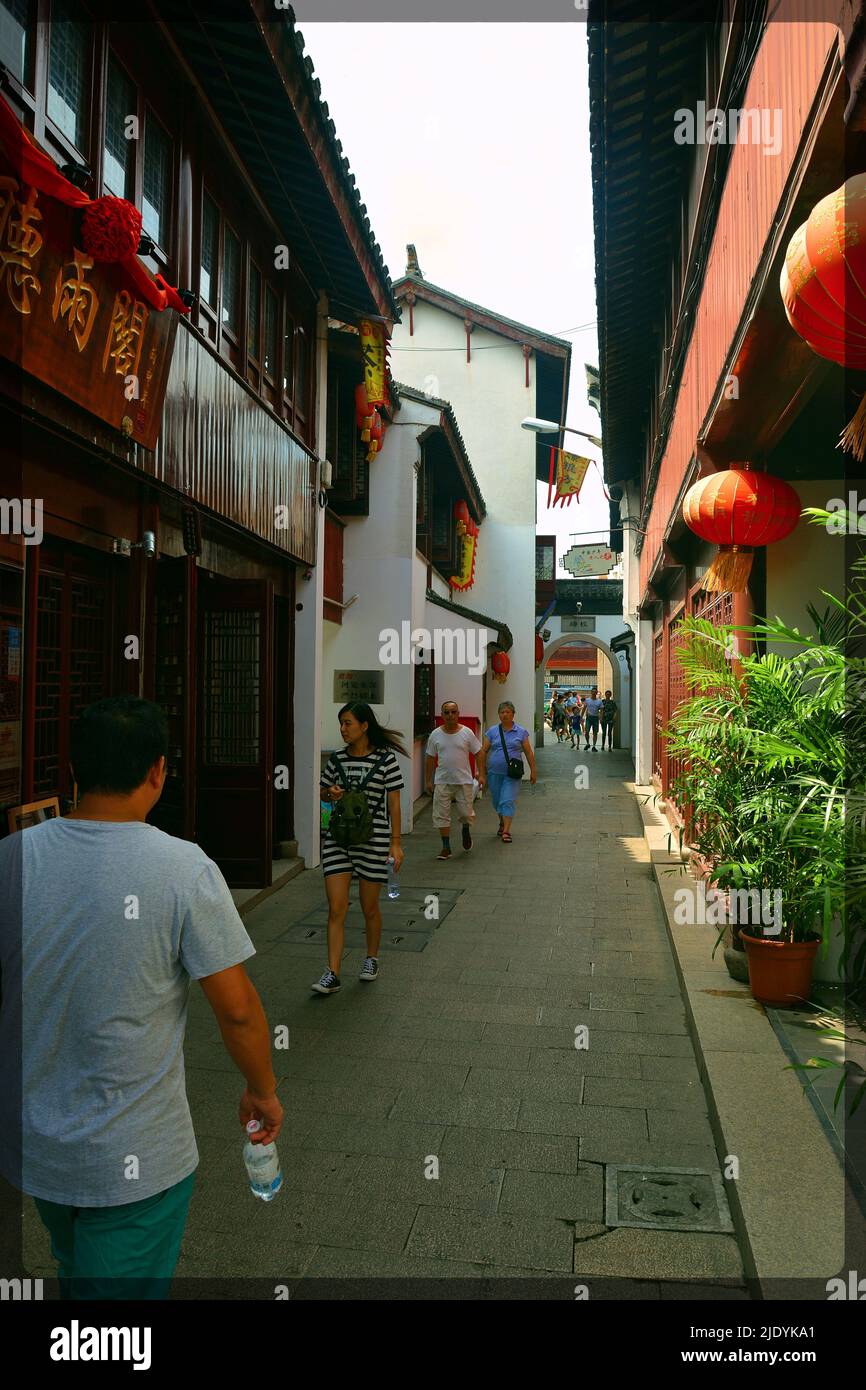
[80,196,143,263]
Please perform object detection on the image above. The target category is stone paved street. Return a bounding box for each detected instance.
[175,734,747,1293]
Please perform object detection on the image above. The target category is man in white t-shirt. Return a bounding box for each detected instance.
[425,700,482,861]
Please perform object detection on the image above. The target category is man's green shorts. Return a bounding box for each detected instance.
[34,1171,195,1300]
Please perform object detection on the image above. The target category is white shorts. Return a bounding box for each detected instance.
[432,782,476,828]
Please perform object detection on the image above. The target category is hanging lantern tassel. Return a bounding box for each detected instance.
[840,394,866,460]
[682,468,801,593]
[702,544,754,593]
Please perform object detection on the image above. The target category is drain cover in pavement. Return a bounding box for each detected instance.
[605,1166,733,1234]
[279,922,430,952]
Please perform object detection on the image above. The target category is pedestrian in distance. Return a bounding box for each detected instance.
[570,701,583,750]
[477,700,537,843]
[0,696,284,1301]
[583,686,604,751]
[552,694,567,743]
[317,702,406,995]
[425,700,481,860]
[600,690,618,749]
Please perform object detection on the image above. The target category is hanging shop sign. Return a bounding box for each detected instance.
[682,466,801,592]
[562,543,616,577]
[359,318,387,406]
[0,93,185,449]
[0,182,179,449]
[451,508,478,592]
[547,447,591,508]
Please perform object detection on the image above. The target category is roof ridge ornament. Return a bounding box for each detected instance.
[406,243,423,278]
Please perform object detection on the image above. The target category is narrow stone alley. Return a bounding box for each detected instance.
[168,735,747,1294]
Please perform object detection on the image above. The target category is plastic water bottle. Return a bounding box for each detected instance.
[387,856,400,900]
[243,1119,282,1201]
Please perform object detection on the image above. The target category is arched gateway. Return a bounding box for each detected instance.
[535,633,623,748]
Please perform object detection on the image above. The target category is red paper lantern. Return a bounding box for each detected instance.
[491,651,510,684]
[355,383,374,441]
[781,176,866,454]
[535,634,544,669]
[454,499,470,536]
[366,410,383,461]
[682,467,801,592]
[80,195,143,263]
[781,221,866,367]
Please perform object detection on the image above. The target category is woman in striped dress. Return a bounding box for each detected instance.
[314,702,407,995]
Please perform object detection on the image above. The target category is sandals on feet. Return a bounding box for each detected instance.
[501,832,512,843]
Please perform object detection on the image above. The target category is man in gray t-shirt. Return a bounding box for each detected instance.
[0,697,283,1299]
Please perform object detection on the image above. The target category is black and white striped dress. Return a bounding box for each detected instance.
[321,747,404,883]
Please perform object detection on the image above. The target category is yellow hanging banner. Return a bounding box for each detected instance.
[452,525,478,591]
[359,319,386,406]
[548,448,591,507]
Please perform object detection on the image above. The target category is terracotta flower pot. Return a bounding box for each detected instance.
[740,932,819,1008]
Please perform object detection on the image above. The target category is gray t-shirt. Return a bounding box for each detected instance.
[0,818,255,1207]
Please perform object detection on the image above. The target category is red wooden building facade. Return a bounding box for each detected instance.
[0,2,396,883]
[589,3,857,806]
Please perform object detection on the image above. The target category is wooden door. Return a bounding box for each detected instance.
[30,543,118,808]
[149,555,197,841]
[196,575,274,887]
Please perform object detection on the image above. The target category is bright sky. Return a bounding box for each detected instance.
[298,18,609,574]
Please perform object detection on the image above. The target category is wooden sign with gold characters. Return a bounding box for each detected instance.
[0,169,177,449]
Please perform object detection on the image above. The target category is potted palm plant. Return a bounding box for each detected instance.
[663,589,850,1008]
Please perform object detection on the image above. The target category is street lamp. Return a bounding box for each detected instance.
[521,416,603,449]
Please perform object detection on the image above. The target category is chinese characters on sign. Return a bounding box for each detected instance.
[550,451,591,507]
[0,176,42,313]
[52,248,98,351]
[561,544,617,578]
[0,165,177,449]
[102,289,148,379]
[333,670,385,704]
[358,319,386,406]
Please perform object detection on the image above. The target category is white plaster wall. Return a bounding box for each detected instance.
[319,396,450,834]
[293,291,329,867]
[391,298,540,738]
[764,479,847,651]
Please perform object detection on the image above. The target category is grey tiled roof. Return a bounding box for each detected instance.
[391,380,486,521]
[393,273,571,353]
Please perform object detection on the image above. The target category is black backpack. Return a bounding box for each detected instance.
[327,753,387,848]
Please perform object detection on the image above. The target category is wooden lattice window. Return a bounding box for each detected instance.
[326,356,369,515]
[414,649,434,738]
[202,610,261,765]
[652,628,664,785]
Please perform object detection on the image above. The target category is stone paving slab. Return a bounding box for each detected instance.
[406,1207,574,1272]
[350,1154,504,1213]
[169,743,747,1291]
[572,1227,744,1282]
[498,1166,604,1221]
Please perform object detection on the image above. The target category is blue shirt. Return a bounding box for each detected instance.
[484,723,529,775]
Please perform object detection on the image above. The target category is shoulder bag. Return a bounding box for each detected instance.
[498,725,524,780]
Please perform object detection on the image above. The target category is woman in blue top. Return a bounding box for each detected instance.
[477,700,537,843]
